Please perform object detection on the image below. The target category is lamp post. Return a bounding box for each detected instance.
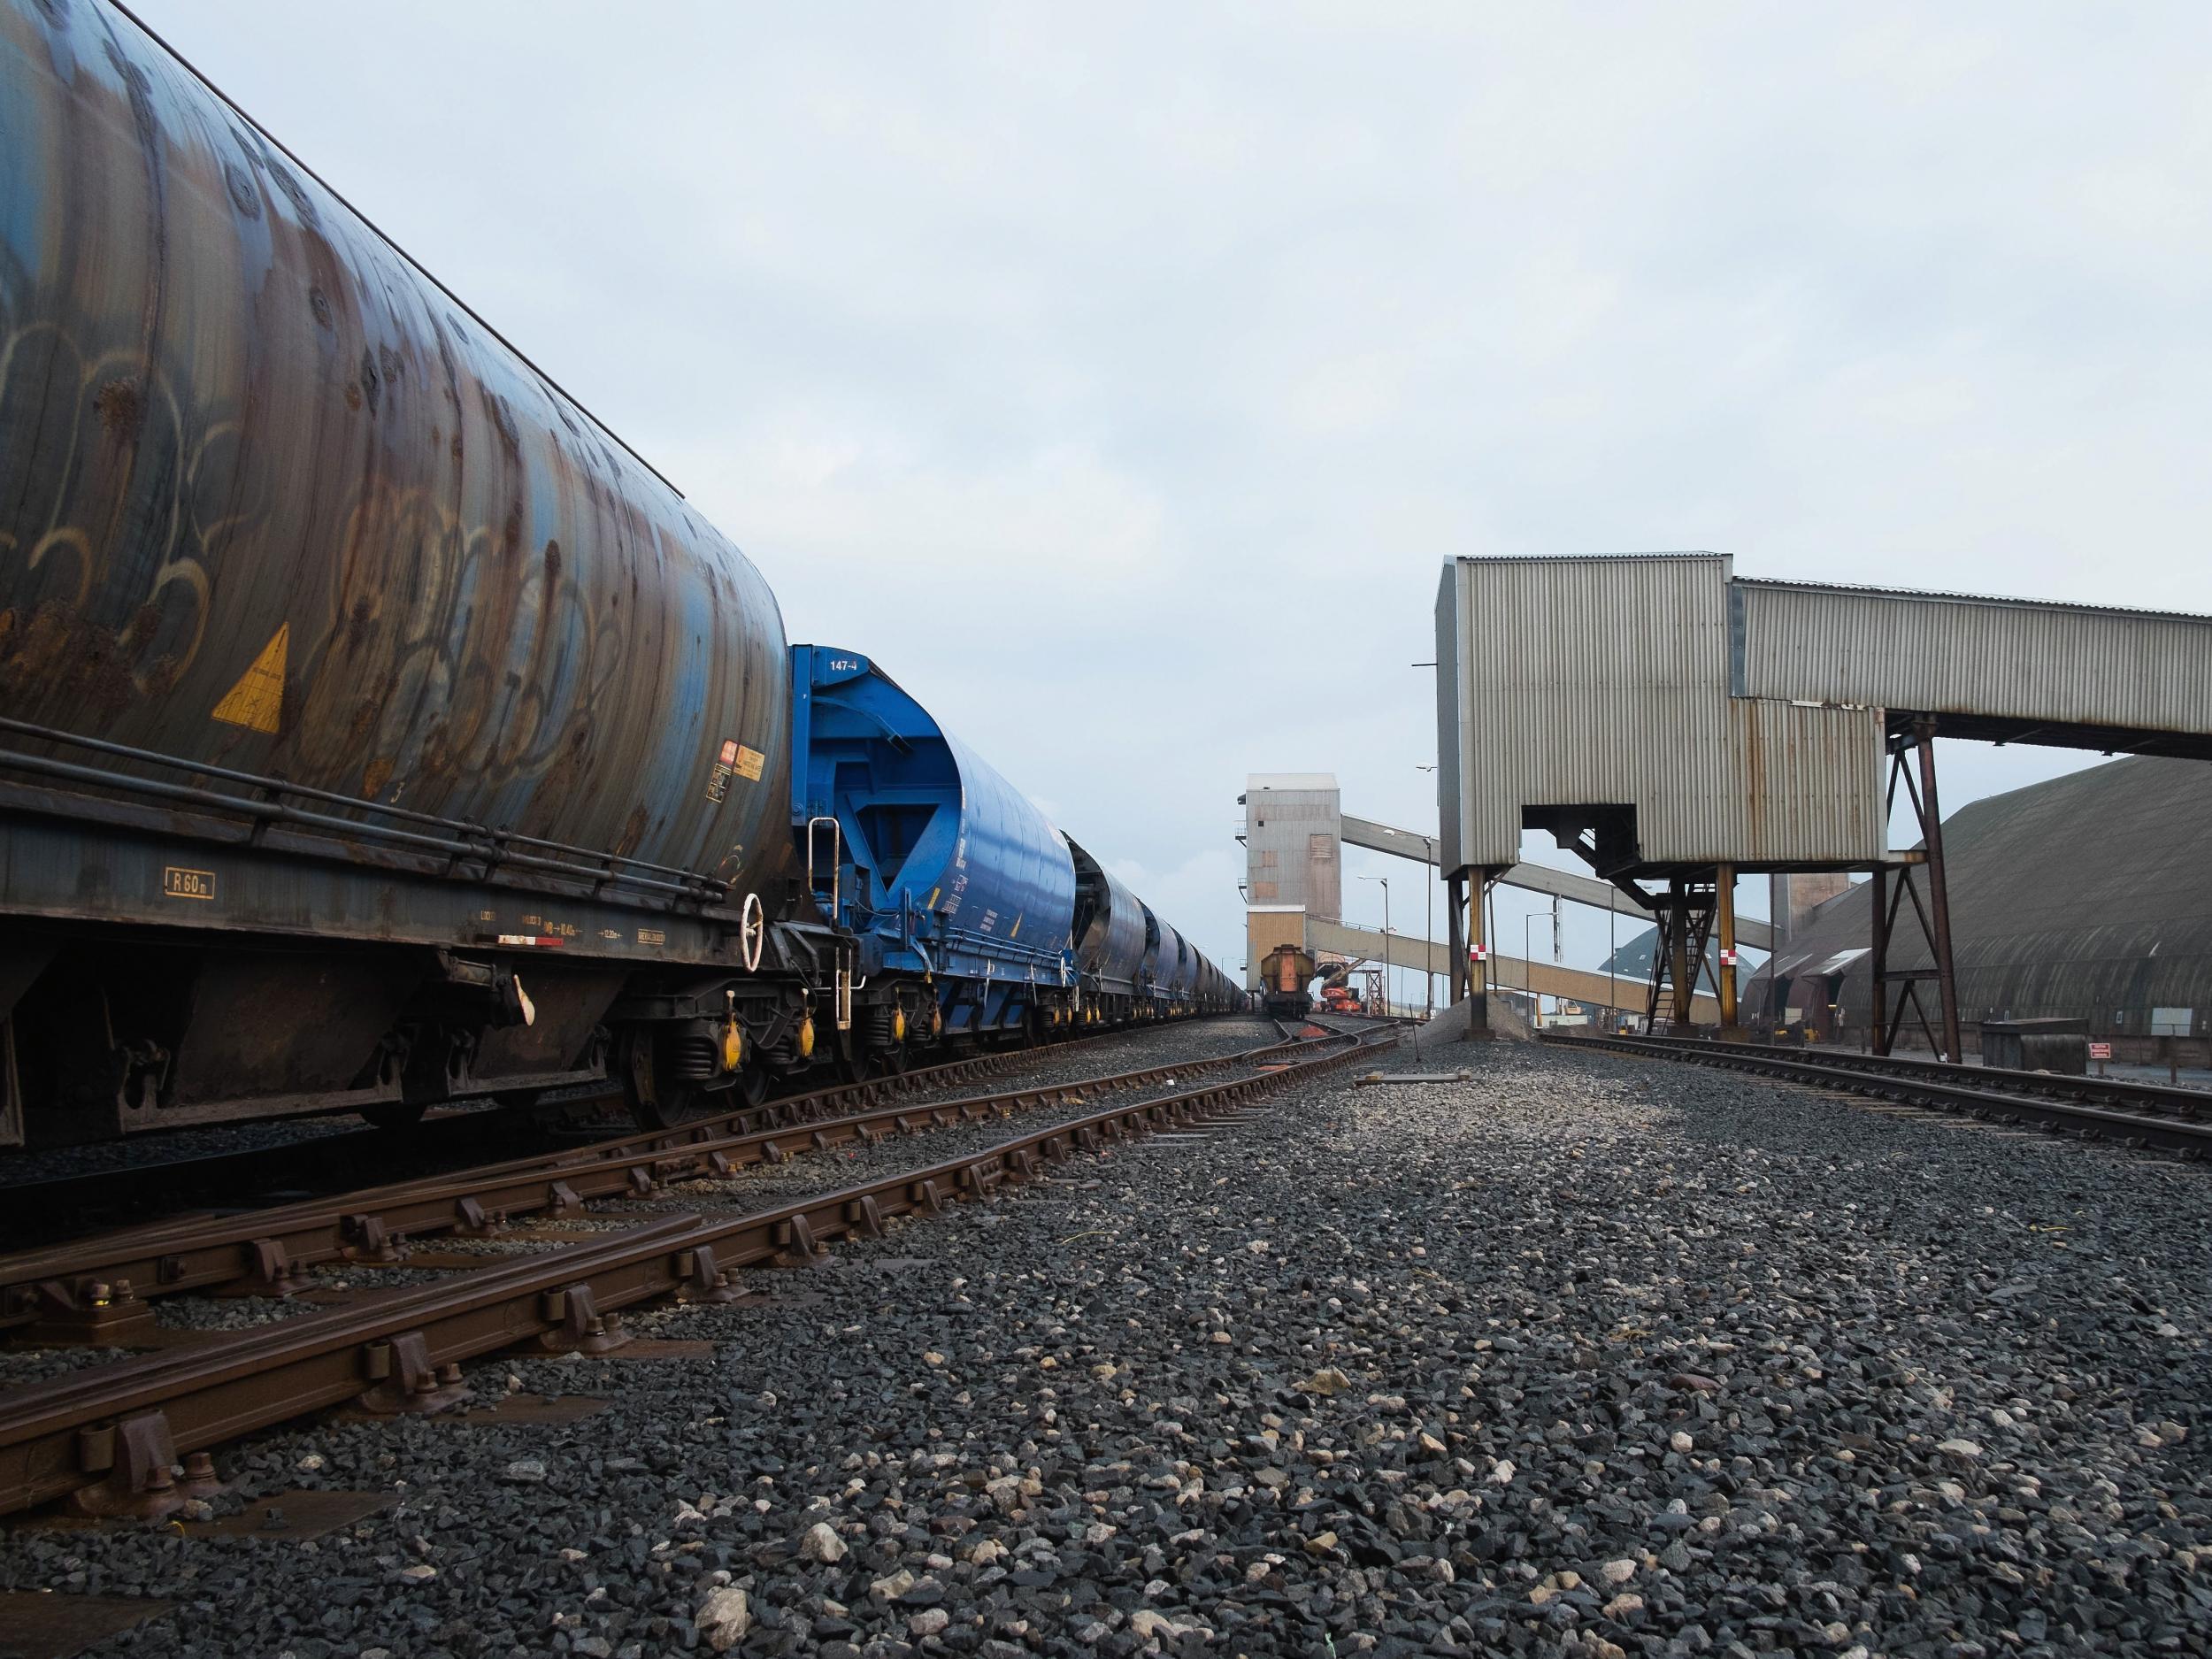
[1411,685,1440,1016]
[1524,913,1535,1022]
[1424,833,1435,1021]
[1415,766,1437,1024]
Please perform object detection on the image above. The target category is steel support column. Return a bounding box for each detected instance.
[1641,873,1720,1035]
[1912,719,1964,1061]
[1642,899,1670,1033]
[1668,886,1695,1029]
[1869,716,1962,1059]
[1447,873,1466,1004]
[1717,864,1740,1038]
[1868,864,1888,1055]
[1466,872,1491,1037]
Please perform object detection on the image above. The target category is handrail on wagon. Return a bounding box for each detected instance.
[0,718,727,906]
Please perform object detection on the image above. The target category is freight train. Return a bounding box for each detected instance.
[1257,945,1317,1019]
[0,0,1239,1149]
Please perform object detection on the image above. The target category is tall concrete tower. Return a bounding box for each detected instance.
[1240,774,1340,988]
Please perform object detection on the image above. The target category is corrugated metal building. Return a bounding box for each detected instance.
[1435,557,2212,882]
[1749,757,2212,1046]
[1734,581,2212,749]
[1432,554,2212,1041]
[1241,774,1341,988]
[1434,556,1886,876]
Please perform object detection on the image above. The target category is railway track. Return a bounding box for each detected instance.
[0,1019,1191,1249]
[1548,1031,2212,1157]
[0,1023,1308,1340]
[0,1018,1390,1520]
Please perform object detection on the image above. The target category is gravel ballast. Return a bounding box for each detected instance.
[3,1035,2207,1658]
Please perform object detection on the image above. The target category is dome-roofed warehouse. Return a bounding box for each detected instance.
[1748,757,2212,1059]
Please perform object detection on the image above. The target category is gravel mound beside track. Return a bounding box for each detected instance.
[6,1039,2207,1657]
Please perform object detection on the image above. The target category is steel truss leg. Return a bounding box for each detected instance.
[1447,873,1466,1005]
[1643,902,1670,1033]
[1870,718,1962,1059]
[1913,719,1964,1060]
[1717,864,1740,1037]
[1642,873,1723,1034]
[1668,886,1696,1029]
[1465,872,1491,1037]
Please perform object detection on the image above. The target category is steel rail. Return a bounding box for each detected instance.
[0,1020,1131,1258]
[0,1016,1142,1240]
[0,1026,1333,1336]
[4,1008,1195,1214]
[0,1026,1392,1517]
[0,1022,1162,1258]
[1602,1032,2211,1117]
[1548,1033,2212,1158]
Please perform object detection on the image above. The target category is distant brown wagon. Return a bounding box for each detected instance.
[1259,944,1317,1018]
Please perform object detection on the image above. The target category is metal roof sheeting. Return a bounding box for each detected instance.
[1740,576,2212,626]
[1434,556,2212,882]
[1435,557,1885,873]
[1734,580,2212,735]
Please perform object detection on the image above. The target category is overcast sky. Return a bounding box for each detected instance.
[140,1,2212,988]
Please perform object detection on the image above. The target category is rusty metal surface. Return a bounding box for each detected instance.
[445,1394,608,1427]
[0,1007,1167,1238]
[0,1025,1390,1517]
[1432,556,1886,875]
[1611,1033,2212,1118]
[0,1025,1326,1332]
[0,0,795,932]
[0,1588,173,1657]
[179,1485,395,1539]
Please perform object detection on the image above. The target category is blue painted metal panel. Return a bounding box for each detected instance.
[789,646,1075,1025]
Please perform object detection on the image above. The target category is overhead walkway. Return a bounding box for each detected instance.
[1433,556,2212,1048]
[1339,813,1776,951]
[1307,918,1713,1021]
[1735,580,2212,760]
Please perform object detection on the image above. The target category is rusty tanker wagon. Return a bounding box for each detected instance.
[0,0,1239,1151]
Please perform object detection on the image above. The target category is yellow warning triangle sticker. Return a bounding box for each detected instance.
[211,623,288,733]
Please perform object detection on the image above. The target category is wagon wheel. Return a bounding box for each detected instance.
[733,1063,771,1111]
[620,1028,757,1128]
[835,1037,877,1086]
